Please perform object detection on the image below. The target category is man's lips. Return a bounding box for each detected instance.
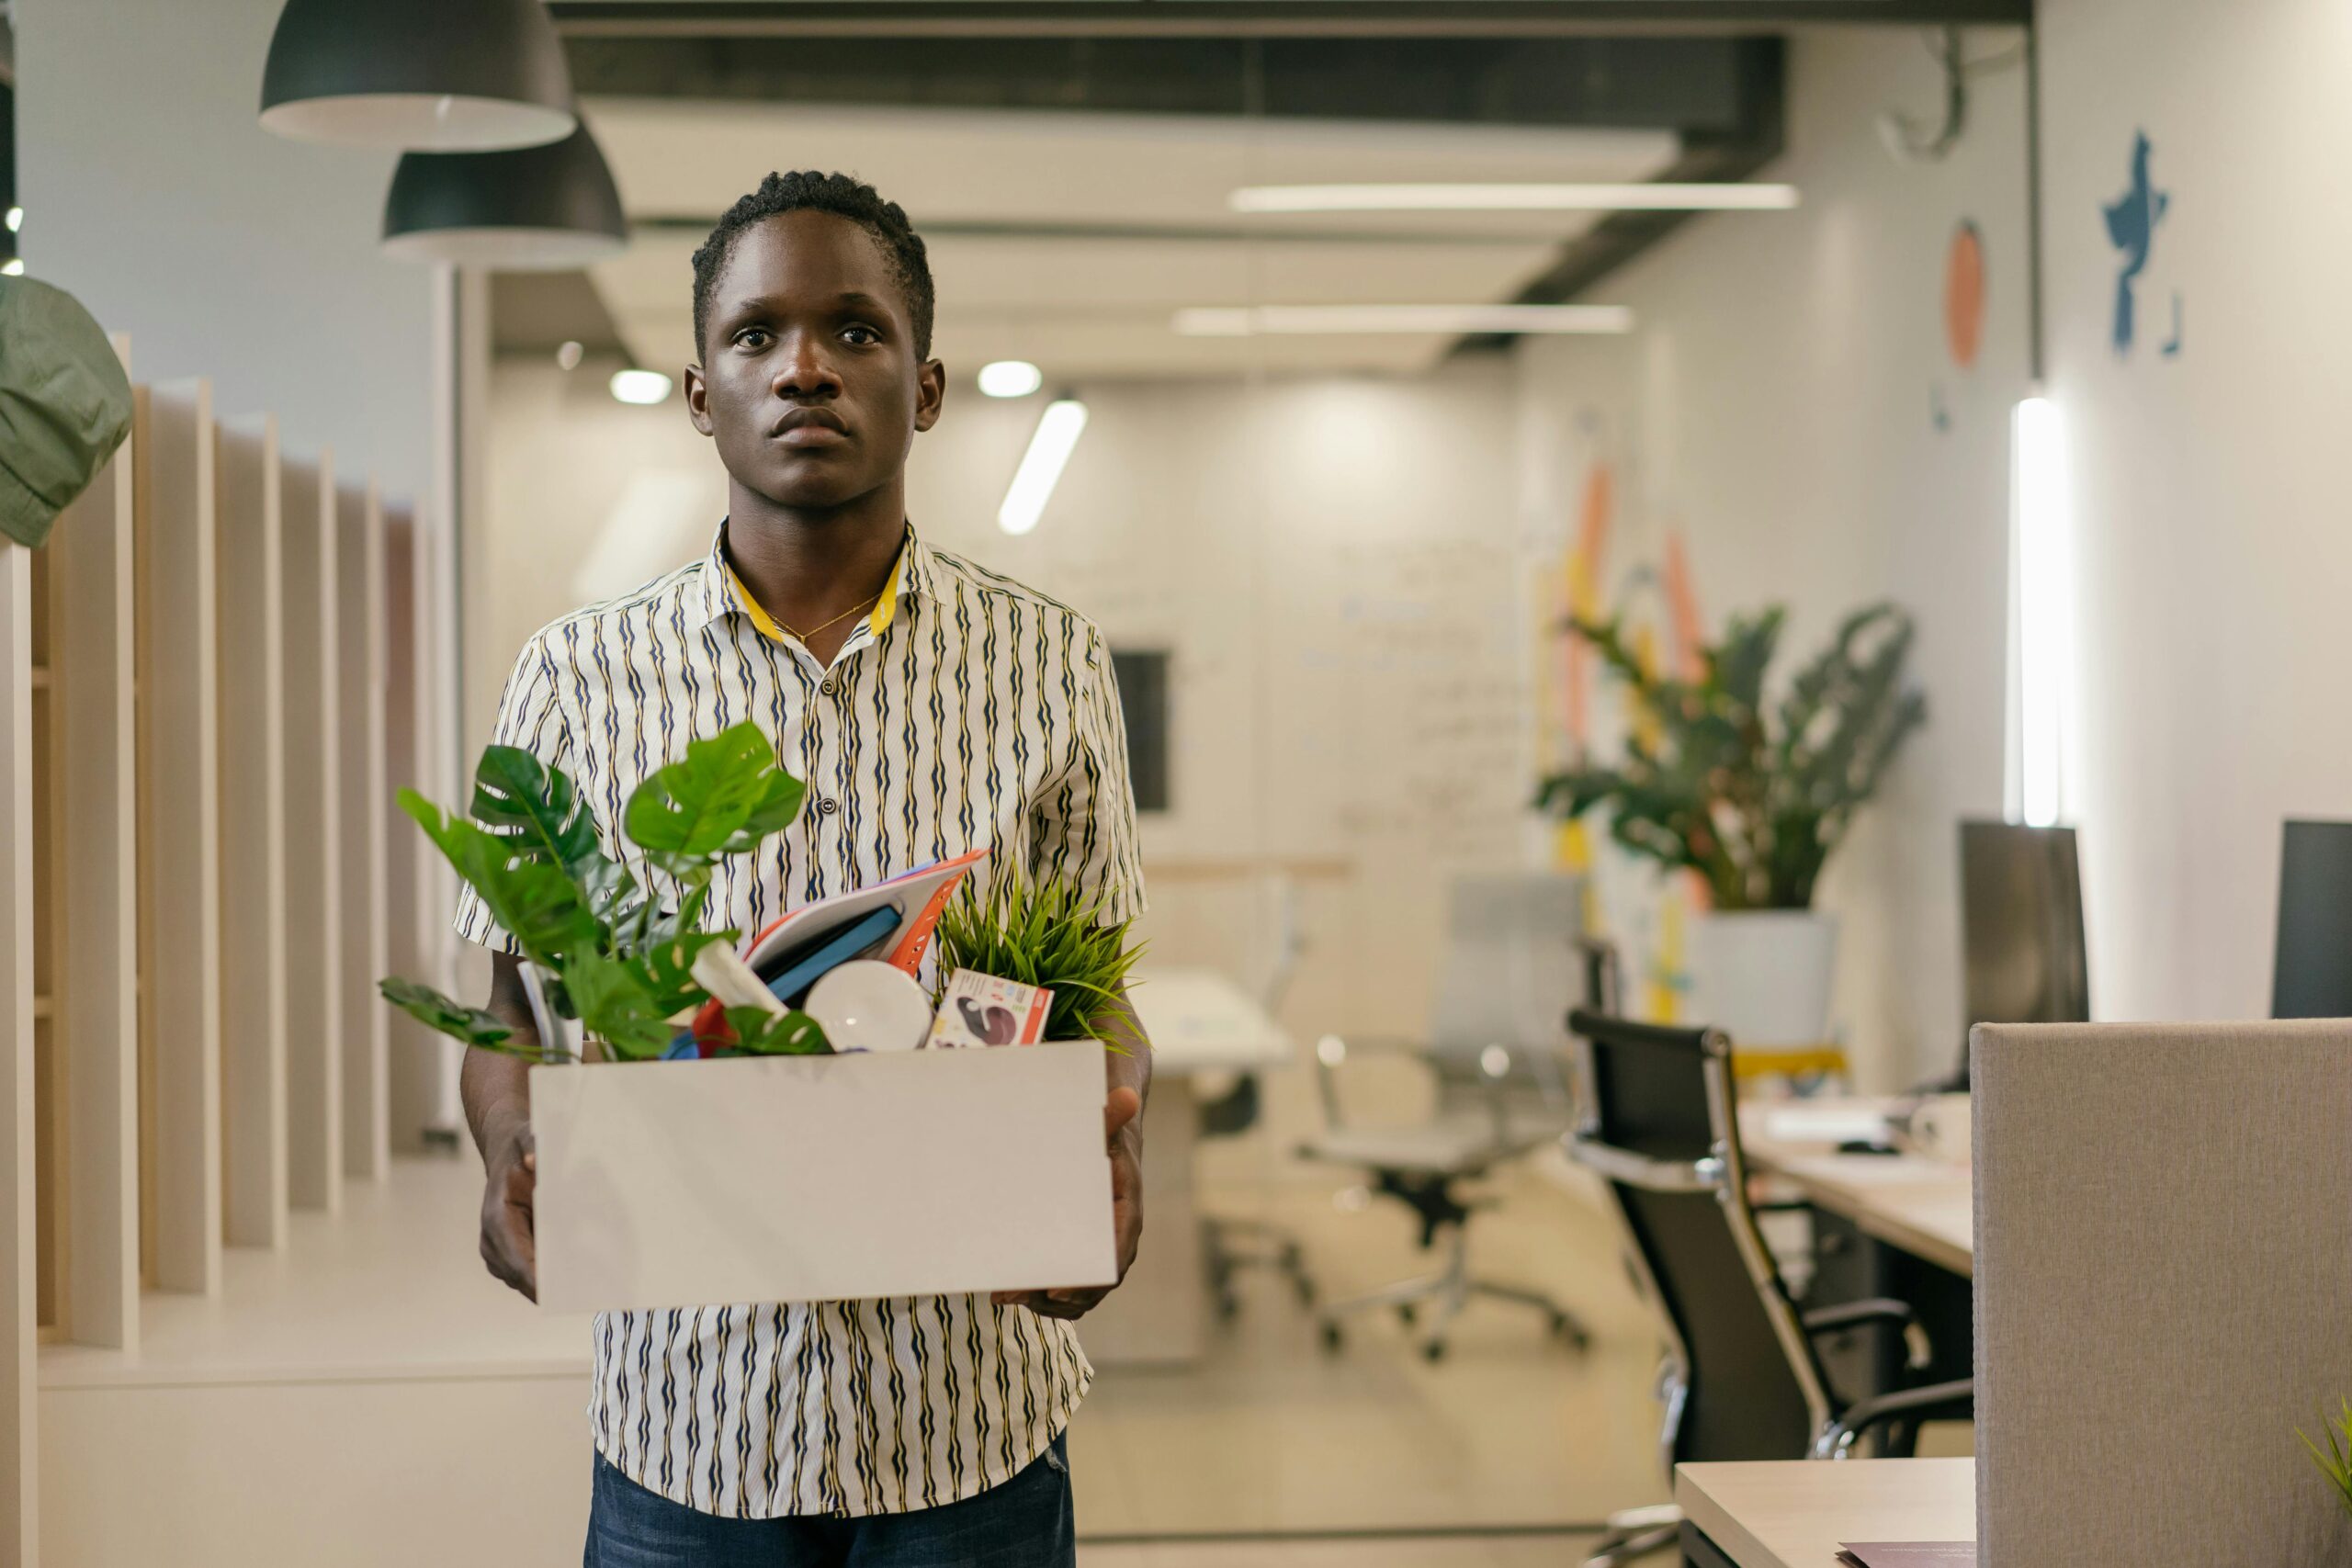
[769,408,850,446]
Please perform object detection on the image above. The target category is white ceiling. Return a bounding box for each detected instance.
[582,96,1680,380]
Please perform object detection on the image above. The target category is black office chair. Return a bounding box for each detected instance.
[1567,995,1973,1567]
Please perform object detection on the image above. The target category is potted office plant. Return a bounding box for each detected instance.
[379,720,831,1061]
[2301,1399,2352,1526]
[1535,602,1926,1047]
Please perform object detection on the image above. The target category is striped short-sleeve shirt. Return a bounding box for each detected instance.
[454,523,1146,1518]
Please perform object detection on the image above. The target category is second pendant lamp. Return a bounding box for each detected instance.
[382,125,628,271]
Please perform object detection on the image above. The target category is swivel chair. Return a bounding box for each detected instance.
[1568,987,1973,1566]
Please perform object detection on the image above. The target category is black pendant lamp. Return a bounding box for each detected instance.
[382,125,627,270]
[260,0,576,152]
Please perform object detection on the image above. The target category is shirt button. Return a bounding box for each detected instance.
[820,680,837,697]
[817,797,839,816]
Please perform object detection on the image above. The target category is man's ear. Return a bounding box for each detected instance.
[913,358,946,434]
[684,364,714,436]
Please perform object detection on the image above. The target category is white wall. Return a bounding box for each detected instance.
[2039,0,2352,1022]
[13,0,435,499]
[481,356,1540,1039]
[1514,27,2032,1087]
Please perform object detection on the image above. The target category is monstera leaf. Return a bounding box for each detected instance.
[399,790,596,966]
[725,1006,833,1056]
[560,952,678,1062]
[469,745,601,874]
[378,977,520,1054]
[625,722,807,876]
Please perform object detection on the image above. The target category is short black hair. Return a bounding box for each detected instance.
[689,171,935,362]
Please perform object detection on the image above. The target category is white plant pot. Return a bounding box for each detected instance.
[1689,909,1838,1048]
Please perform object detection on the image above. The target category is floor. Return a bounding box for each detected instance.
[41,1120,1683,1564]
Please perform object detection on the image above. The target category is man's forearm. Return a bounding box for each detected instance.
[1099,985,1152,1147]
[462,957,540,1165]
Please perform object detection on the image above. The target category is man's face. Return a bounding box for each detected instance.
[685,210,944,512]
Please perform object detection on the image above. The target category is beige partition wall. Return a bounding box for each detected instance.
[381,502,437,1154]
[213,416,288,1249]
[334,483,388,1181]
[44,346,141,1352]
[2,544,38,1565]
[134,382,224,1297]
[279,455,342,1213]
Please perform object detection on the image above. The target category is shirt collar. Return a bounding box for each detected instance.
[696,520,941,641]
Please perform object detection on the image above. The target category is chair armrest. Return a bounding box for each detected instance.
[1814,1378,1974,1459]
[1802,1298,1931,1372]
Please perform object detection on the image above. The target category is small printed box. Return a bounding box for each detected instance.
[928,968,1054,1048]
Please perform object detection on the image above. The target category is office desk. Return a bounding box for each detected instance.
[1081,968,1294,1366]
[1740,1100,1973,1278]
[1676,1458,1973,1568]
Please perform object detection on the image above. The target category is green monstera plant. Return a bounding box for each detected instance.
[380,720,831,1061]
[1535,603,1927,911]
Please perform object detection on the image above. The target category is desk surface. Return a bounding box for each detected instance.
[1127,967,1293,1073]
[1677,1458,1974,1568]
[1740,1100,1973,1278]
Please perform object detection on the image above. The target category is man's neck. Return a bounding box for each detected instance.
[721,483,906,647]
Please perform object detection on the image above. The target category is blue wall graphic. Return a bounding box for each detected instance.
[2102,130,2171,355]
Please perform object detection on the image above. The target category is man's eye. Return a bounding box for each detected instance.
[735,328,771,350]
[842,324,880,345]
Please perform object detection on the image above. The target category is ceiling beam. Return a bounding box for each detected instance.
[548,3,2032,39]
[630,214,1585,248]
[568,35,1760,131]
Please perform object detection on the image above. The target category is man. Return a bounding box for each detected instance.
[455,171,1149,1566]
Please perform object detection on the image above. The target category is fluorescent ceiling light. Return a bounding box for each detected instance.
[556,340,584,371]
[609,368,673,406]
[1173,304,1633,337]
[1232,183,1800,214]
[4,208,19,234]
[999,396,1087,536]
[1,261,21,278]
[977,360,1044,399]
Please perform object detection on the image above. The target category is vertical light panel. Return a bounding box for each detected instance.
[335,482,388,1181]
[137,381,224,1295]
[2011,396,2073,829]
[49,342,141,1349]
[281,455,343,1213]
[0,545,36,1567]
[216,415,289,1248]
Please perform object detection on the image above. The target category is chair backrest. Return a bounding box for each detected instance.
[1567,1007,1833,1469]
[2273,819,2352,1018]
[1975,1020,2352,1563]
[1426,874,1584,1091]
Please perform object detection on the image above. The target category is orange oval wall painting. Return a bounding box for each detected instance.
[1945,220,1986,369]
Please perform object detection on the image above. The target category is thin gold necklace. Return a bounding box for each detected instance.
[775,592,881,643]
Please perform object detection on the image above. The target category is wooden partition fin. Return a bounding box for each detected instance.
[46,344,141,1349]
[1,545,39,1565]
[381,501,437,1154]
[213,416,288,1249]
[136,381,224,1295]
[334,481,387,1180]
[280,454,342,1213]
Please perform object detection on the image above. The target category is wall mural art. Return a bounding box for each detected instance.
[2104,129,2181,358]
[1535,437,1707,1021]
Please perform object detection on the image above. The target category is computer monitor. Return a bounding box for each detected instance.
[1955,821,2089,1084]
[2271,820,2352,1018]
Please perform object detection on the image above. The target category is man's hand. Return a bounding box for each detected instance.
[993,1085,1143,1322]
[479,1112,539,1303]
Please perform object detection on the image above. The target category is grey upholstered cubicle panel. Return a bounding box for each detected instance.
[1974,1021,2352,1564]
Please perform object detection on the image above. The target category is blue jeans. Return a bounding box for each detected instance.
[583,1433,1074,1567]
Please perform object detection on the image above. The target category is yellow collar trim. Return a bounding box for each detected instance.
[723,542,906,647]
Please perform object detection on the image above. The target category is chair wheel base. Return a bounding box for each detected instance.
[1318,1321,1344,1353]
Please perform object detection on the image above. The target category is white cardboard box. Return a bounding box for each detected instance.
[530,1042,1116,1313]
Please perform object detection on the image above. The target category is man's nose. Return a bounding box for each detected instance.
[772,332,842,400]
